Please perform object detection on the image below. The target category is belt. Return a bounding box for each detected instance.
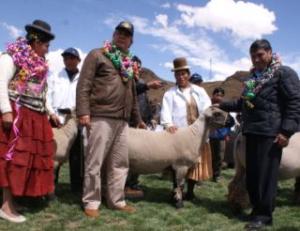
[57,108,71,115]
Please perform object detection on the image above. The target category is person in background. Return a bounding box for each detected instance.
[161,57,212,202]
[189,73,203,85]
[125,55,163,199]
[219,39,300,230]
[47,48,82,193]
[0,19,55,223]
[76,20,143,218]
[209,87,234,182]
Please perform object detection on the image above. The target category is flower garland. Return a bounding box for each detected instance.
[5,37,49,161]
[103,41,139,82]
[242,53,281,109]
[6,37,48,94]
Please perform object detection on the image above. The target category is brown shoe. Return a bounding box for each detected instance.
[125,187,144,199]
[84,209,99,218]
[115,205,136,213]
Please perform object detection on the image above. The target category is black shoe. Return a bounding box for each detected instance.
[238,214,254,222]
[244,220,272,230]
[184,192,196,201]
[212,176,221,183]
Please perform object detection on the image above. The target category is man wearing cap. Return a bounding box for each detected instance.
[160,57,212,202]
[76,20,142,217]
[47,48,81,191]
[189,73,203,85]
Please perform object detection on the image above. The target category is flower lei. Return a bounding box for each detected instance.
[6,37,48,94]
[103,41,139,82]
[242,53,282,109]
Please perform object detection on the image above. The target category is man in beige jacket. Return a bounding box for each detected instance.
[76,21,142,218]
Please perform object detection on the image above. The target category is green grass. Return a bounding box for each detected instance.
[1,166,300,230]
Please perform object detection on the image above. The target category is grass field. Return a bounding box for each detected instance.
[1,165,300,231]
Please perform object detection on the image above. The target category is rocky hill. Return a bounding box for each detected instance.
[140,67,250,106]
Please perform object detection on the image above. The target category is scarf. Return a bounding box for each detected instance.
[102,41,139,83]
[242,53,281,109]
[6,37,48,95]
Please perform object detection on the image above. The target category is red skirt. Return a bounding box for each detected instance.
[0,103,54,197]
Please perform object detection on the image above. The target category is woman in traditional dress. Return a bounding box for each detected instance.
[0,19,55,223]
[160,57,213,201]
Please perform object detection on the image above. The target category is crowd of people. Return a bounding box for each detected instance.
[1,19,300,231]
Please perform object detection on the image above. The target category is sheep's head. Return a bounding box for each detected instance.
[204,107,228,128]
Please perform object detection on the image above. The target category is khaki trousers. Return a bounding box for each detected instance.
[82,117,128,209]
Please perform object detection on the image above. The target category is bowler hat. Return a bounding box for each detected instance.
[115,21,134,36]
[172,57,190,72]
[62,48,81,60]
[25,19,55,40]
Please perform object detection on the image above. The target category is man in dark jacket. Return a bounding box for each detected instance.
[219,39,300,230]
[126,55,162,198]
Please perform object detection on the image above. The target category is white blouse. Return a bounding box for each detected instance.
[0,54,16,113]
[160,84,211,128]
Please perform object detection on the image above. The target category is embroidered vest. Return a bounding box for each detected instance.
[8,69,47,113]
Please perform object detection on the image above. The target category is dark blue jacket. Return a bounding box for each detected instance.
[220,66,300,138]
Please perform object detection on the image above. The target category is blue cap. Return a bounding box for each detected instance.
[61,48,80,60]
[190,73,203,84]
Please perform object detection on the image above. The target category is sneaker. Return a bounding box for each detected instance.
[114,205,136,213]
[84,209,99,218]
[125,187,144,199]
[0,209,26,223]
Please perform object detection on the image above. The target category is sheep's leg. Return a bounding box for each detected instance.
[228,134,249,214]
[172,166,189,209]
[294,177,300,204]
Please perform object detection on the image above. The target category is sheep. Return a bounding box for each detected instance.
[52,115,78,184]
[128,107,227,208]
[228,132,300,213]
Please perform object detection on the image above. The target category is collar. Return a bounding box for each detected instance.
[65,68,79,81]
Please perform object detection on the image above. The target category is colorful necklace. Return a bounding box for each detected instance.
[103,41,139,82]
[242,53,281,109]
[6,37,48,94]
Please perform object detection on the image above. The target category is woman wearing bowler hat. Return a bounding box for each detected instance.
[0,19,55,223]
[161,57,213,203]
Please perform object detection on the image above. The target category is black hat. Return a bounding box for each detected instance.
[115,21,134,36]
[25,19,55,40]
[62,48,81,60]
[190,73,203,84]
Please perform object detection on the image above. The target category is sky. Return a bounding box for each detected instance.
[1,0,300,82]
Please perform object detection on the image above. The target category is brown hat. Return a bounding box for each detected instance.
[115,21,134,36]
[172,57,190,72]
[25,19,55,40]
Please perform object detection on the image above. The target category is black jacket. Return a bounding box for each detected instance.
[220,66,300,137]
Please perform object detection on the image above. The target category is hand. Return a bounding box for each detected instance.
[274,133,289,147]
[147,80,163,90]
[150,119,158,129]
[2,112,13,131]
[79,115,91,129]
[166,126,178,134]
[50,114,62,128]
[137,121,147,129]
